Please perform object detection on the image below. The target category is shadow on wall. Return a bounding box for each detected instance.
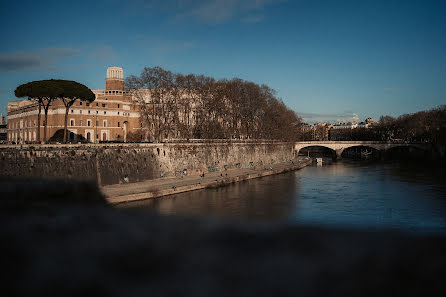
[48,129,90,143]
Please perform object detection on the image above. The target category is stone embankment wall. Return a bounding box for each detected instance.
[0,142,295,186]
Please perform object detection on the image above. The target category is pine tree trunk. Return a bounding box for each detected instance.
[63,105,69,143]
[43,107,49,143]
[37,99,41,143]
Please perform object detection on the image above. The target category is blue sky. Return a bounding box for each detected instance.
[1,0,445,123]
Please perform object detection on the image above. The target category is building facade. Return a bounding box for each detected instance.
[0,114,7,142]
[7,67,141,143]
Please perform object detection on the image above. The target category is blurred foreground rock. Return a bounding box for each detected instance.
[2,178,446,297]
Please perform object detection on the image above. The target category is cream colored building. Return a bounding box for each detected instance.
[7,67,142,143]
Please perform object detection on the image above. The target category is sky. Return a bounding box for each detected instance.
[1,0,445,124]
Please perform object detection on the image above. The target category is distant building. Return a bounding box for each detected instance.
[332,122,358,130]
[300,122,333,141]
[328,117,377,140]
[7,67,140,143]
[0,114,7,142]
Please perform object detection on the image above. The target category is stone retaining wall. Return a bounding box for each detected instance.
[0,142,295,186]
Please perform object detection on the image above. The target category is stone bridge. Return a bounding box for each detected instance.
[294,141,431,159]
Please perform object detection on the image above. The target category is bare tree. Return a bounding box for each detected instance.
[126,66,303,142]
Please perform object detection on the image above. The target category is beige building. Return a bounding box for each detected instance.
[7,67,141,143]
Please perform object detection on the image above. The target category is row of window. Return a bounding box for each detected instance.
[9,110,131,129]
[70,109,130,116]
[103,90,127,95]
[9,119,36,129]
[8,131,36,142]
[70,119,123,128]
[79,102,120,108]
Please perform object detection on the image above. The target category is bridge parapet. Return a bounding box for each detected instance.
[294,141,430,159]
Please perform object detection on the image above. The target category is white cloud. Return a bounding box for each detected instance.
[186,0,283,23]
[0,47,79,72]
[0,46,117,73]
[298,111,362,124]
[123,0,285,24]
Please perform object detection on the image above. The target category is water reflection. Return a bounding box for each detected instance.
[120,160,446,232]
[292,161,446,232]
[121,173,300,221]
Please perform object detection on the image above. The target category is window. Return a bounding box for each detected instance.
[118,122,120,127]
[88,110,90,114]
[96,120,98,126]
[118,104,120,108]
[80,120,83,126]
[70,119,75,126]
[103,120,107,127]
[86,102,90,107]
[102,103,106,107]
[96,111,98,114]
[96,103,98,107]
[71,110,74,113]
[80,102,82,106]
[87,120,91,127]
[104,111,106,115]
[80,110,82,114]
[117,112,120,115]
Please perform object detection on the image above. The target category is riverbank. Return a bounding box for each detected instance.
[102,157,312,204]
[2,177,446,297]
[0,141,296,186]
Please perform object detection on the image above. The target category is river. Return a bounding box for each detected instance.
[120,160,446,233]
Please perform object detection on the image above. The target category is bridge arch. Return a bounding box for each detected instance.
[296,145,337,159]
[341,145,380,159]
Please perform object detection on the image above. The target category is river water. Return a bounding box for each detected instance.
[121,160,446,233]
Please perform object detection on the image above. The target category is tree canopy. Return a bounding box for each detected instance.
[15,79,95,143]
[15,79,95,101]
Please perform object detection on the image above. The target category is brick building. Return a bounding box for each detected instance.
[7,67,141,143]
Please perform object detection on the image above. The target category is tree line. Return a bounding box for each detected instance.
[328,105,446,144]
[125,66,302,142]
[376,105,446,143]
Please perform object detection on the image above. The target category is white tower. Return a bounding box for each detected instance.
[106,66,124,90]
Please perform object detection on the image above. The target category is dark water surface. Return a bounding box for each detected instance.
[120,160,446,233]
